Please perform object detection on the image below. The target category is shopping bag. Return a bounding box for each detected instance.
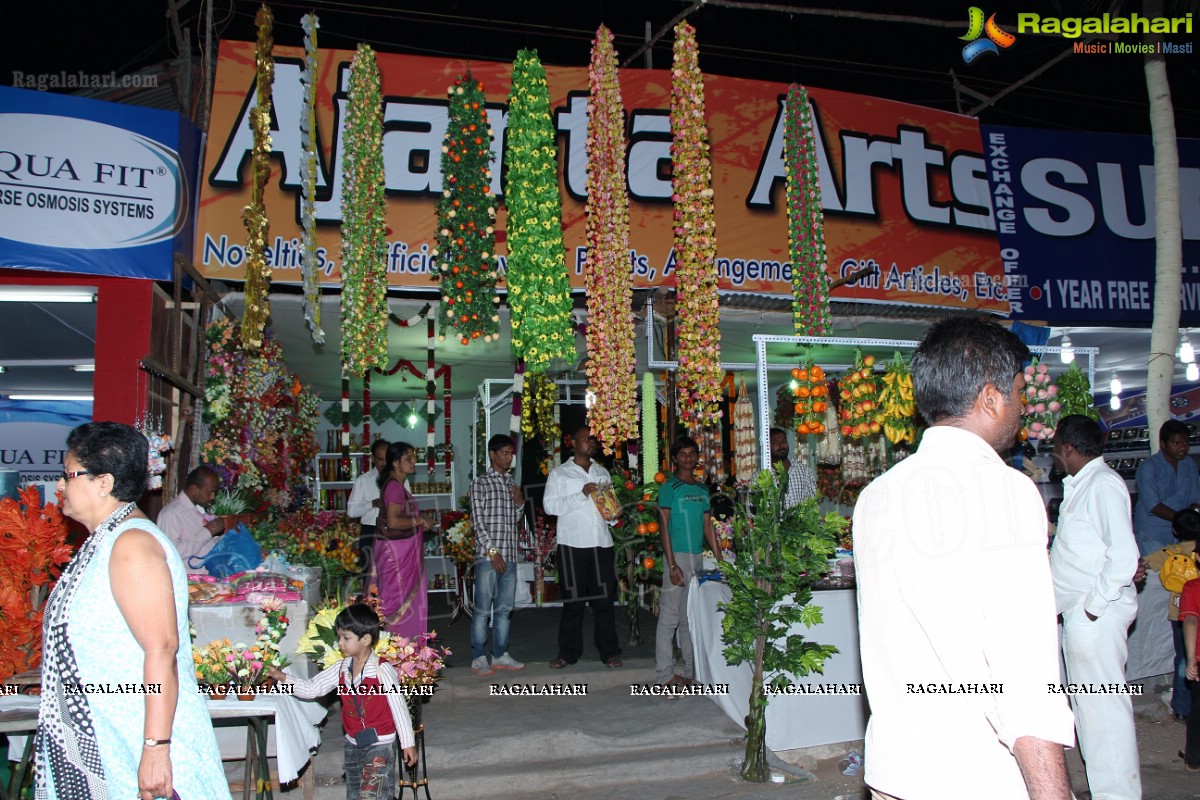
[189,523,263,579]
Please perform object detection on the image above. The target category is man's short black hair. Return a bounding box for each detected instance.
[769,428,786,439]
[670,436,699,458]
[334,603,382,647]
[1055,415,1105,458]
[1160,419,1189,443]
[488,434,515,452]
[371,439,389,455]
[185,465,219,489]
[1174,508,1200,542]
[910,317,1030,424]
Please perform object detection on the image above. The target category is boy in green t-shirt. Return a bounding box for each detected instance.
[655,437,722,686]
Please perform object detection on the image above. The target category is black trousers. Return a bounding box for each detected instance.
[1187,680,1200,766]
[556,544,621,664]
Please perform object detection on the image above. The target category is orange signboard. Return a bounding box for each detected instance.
[197,41,1007,312]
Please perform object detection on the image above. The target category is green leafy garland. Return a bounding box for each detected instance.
[504,49,575,373]
[584,26,637,453]
[784,84,831,336]
[1055,362,1098,420]
[520,372,561,447]
[671,21,723,431]
[433,72,500,346]
[241,5,274,351]
[339,44,388,376]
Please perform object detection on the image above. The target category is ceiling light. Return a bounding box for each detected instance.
[0,365,6,374]
[1109,395,1121,411]
[1109,373,1122,397]
[0,288,97,303]
[1059,333,1075,364]
[406,408,420,428]
[70,364,96,372]
[7,394,94,402]
[1181,331,1195,364]
[1189,362,1199,382]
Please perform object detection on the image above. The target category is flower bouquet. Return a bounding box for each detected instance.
[254,597,291,671]
[440,515,475,567]
[193,638,234,695]
[226,644,269,696]
[519,512,558,605]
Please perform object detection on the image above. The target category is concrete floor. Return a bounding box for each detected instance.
[253,606,1200,800]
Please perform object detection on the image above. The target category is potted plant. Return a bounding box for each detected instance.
[719,466,846,782]
[193,638,233,698]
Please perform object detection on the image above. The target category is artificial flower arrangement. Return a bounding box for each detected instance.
[295,590,448,686]
[143,430,174,491]
[440,511,475,567]
[192,600,291,692]
[784,83,832,336]
[202,318,320,511]
[611,472,665,645]
[248,509,360,598]
[0,486,73,681]
[1021,358,1061,441]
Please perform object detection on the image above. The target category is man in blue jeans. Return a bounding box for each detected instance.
[469,434,527,676]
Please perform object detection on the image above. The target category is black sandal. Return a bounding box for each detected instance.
[549,657,571,669]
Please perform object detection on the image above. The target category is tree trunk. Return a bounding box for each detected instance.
[1144,0,1183,449]
[741,632,770,781]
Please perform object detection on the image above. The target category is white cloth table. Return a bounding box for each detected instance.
[190,600,315,678]
[687,578,868,750]
[0,692,325,786]
[1126,579,1174,680]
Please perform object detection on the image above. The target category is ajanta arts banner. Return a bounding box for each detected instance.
[0,86,200,281]
[197,41,1008,313]
[982,124,1200,324]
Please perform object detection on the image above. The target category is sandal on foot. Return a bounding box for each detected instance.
[549,657,571,669]
[605,656,623,668]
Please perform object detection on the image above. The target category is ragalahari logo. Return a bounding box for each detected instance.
[960,7,1017,62]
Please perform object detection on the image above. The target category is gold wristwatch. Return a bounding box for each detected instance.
[487,547,499,557]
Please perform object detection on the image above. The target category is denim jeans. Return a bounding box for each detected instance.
[471,558,517,659]
[343,740,395,800]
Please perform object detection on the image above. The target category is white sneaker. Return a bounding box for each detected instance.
[471,656,494,676]
[491,652,525,671]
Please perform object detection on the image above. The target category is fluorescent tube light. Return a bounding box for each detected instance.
[0,289,97,303]
[7,394,94,402]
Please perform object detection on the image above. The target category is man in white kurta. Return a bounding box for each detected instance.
[854,317,1075,800]
[1051,414,1141,800]
[347,439,389,557]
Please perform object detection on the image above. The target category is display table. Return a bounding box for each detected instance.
[1126,579,1173,680]
[0,692,325,794]
[687,578,868,751]
[190,600,315,678]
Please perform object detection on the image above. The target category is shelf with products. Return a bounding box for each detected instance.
[314,439,458,512]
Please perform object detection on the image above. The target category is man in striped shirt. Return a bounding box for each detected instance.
[469,434,527,676]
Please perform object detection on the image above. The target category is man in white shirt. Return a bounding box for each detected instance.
[1051,414,1141,800]
[543,425,622,669]
[157,465,224,573]
[854,317,1075,800]
[347,439,389,561]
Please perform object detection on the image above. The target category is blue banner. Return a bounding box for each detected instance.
[981,124,1200,323]
[0,86,200,281]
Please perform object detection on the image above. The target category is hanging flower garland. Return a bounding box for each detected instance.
[641,372,660,485]
[584,25,637,453]
[1021,358,1060,441]
[433,72,500,346]
[670,21,723,431]
[784,84,832,336]
[505,49,575,373]
[733,376,757,485]
[241,5,275,351]
[520,372,561,447]
[298,13,324,345]
[339,44,388,377]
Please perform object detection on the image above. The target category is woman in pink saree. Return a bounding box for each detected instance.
[374,441,428,637]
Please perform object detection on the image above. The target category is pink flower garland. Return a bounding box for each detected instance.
[784,85,831,336]
[671,21,723,432]
[584,25,637,454]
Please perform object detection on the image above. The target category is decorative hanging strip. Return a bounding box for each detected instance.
[436,363,453,472]
[298,12,324,344]
[670,21,723,433]
[340,44,388,376]
[389,304,432,328]
[510,361,526,452]
[362,371,371,450]
[733,376,758,485]
[426,317,436,469]
[641,371,659,484]
[583,25,637,454]
[241,4,275,351]
[340,371,351,475]
[785,84,832,336]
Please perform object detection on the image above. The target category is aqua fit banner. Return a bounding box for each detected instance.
[0,86,200,281]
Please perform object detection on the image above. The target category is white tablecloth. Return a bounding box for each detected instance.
[190,600,315,678]
[1126,579,1174,680]
[687,578,868,750]
[0,691,325,785]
